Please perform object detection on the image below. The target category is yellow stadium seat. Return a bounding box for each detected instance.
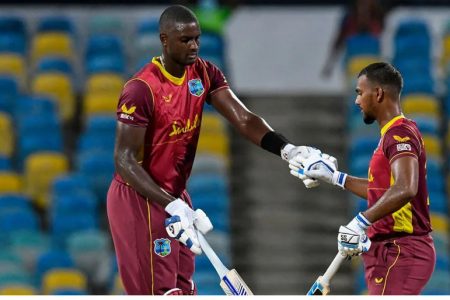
[197,133,229,159]
[24,152,69,208]
[201,113,227,135]
[83,92,118,118]
[0,54,26,89]
[86,73,124,96]
[0,285,36,295]
[42,268,87,295]
[0,112,14,157]
[0,172,22,193]
[431,213,448,234]
[402,97,439,117]
[32,73,75,122]
[442,36,450,67]
[31,33,74,64]
[422,135,442,158]
[346,56,380,77]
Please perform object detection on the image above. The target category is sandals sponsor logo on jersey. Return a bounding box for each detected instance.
[154,238,171,257]
[120,104,136,120]
[169,114,200,137]
[188,79,204,97]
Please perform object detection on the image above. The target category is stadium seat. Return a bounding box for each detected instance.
[51,214,98,248]
[110,273,125,295]
[192,154,227,175]
[0,284,37,295]
[345,34,380,63]
[51,173,92,198]
[401,76,434,96]
[197,133,229,159]
[394,34,430,59]
[10,230,50,273]
[422,135,442,159]
[85,72,124,95]
[67,230,110,277]
[14,96,57,121]
[0,33,26,55]
[37,16,74,36]
[78,132,115,154]
[85,114,116,133]
[431,213,449,234]
[35,57,73,75]
[86,54,125,75]
[77,151,114,200]
[0,66,21,103]
[42,268,87,295]
[394,19,430,40]
[0,209,39,235]
[31,72,75,122]
[201,113,226,134]
[0,194,32,214]
[31,32,74,64]
[346,56,379,78]
[83,92,118,117]
[88,15,124,36]
[52,191,97,217]
[402,96,439,117]
[0,53,25,83]
[85,34,123,59]
[0,156,11,171]
[0,270,33,290]
[24,152,69,208]
[0,112,14,157]
[0,172,22,193]
[17,132,64,168]
[0,16,26,37]
[411,116,440,136]
[36,250,74,282]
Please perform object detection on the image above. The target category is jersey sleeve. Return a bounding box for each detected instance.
[204,60,229,103]
[116,79,153,127]
[383,126,421,164]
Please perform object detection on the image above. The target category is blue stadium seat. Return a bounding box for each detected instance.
[188,174,227,196]
[0,194,32,213]
[52,289,87,295]
[0,155,11,171]
[17,113,60,136]
[86,115,116,133]
[14,96,57,121]
[345,33,380,62]
[0,76,18,114]
[86,34,123,59]
[37,16,74,36]
[17,132,63,167]
[51,173,92,198]
[136,18,159,35]
[78,132,115,154]
[393,58,431,79]
[401,76,434,96]
[0,209,39,234]
[0,16,26,37]
[52,191,98,217]
[349,154,371,177]
[51,214,98,248]
[394,19,430,40]
[0,33,26,55]
[428,192,447,213]
[36,57,73,75]
[199,32,224,56]
[412,116,439,136]
[394,35,430,59]
[36,250,74,282]
[349,137,379,157]
[10,230,50,273]
[77,151,115,200]
[86,54,125,75]
[0,270,33,289]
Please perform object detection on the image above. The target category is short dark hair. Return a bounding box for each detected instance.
[159,5,198,33]
[358,62,403,95]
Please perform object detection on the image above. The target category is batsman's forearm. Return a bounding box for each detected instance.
[363,184,413,223]
[344,176,368,199]
[115,154,174,207]
[235,112,273,146]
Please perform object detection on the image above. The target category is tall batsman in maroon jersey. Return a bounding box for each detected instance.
[289,62,435,295]
[107,5,333,295]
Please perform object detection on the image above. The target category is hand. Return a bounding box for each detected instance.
[338,212,371,257]
[165,199,212,255]
[282,144,323,188]
[289,153,345,189]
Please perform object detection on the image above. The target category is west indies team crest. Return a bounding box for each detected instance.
[154,238,171,257]
[188,79,204,97]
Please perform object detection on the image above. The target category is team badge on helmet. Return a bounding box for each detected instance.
[188,79,204,97]
[154,238,171,257]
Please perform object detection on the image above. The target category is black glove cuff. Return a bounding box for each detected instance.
[260,131,290,156]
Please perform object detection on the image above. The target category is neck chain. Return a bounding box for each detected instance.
[160,55,166,69]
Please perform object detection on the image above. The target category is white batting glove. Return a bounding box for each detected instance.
[165,199,202,255]
[338,212,372,257]
[289,153,345,189]
[281,143,322,162]
[193,209,213,234]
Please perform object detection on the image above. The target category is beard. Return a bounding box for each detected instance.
[363,112,376,124]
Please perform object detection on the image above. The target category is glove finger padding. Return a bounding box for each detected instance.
[321,153,338,169]
[165,216,202,255]
[194,209,213,234]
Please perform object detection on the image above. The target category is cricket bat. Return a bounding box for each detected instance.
[197,231,253,295]
[306,253,346,296]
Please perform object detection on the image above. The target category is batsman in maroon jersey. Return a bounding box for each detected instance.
[107,5,328,295]
[289,62,435,295]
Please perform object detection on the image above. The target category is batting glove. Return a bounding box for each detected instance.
[338,212,371,257]
[165,199,203,255]
[289,153,344,189]
[281,144,322,162]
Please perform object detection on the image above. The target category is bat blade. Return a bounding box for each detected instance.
[220,269,254,295]
[307,276,330,295]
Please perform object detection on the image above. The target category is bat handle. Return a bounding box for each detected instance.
[197,231,229,278]
[321,253,346,285]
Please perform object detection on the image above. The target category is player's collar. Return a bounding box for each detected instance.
[380,114,405,136]
[152,57,186,86]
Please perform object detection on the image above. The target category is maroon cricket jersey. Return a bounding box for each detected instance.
[367,115,432,240]
[114,57,228,197]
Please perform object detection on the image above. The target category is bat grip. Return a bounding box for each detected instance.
[197,231,229,278]
[321,253,346,285]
